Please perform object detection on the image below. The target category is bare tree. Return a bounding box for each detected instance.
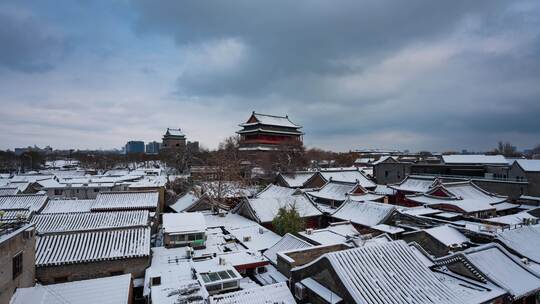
[492,141,520,157]
[198,136,250,206]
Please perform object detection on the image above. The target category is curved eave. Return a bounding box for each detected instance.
[236,128,304,135]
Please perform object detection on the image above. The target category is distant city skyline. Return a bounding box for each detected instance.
[1,1,539,152]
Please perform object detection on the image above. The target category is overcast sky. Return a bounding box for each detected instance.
[1,1,539,152]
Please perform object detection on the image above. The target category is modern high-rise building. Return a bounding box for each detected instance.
[145,141,161,154]
[125,141,145,154]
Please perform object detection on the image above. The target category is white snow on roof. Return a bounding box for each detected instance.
[371,156,396,165]
[390,176,435,193]
[312,241,462,304]
[263,233,312,265]
[406,182,502,213]
[169,192,199,212]
[432,271,506,304]
[374,184,396,195]
[0,209,32,222]
[465,245,540,298]
[256,184,297,198]
[442,154,508,165]
[278,172,315,188]
[10,274,132,304]
[298,229,349,246]
[372,224,404,234]
[515,159,540,172]
[424,225,470,247]
[308,181,357,202]
[491,202,520,211]
[320,169,376,188]
[488,212,537,226]
[165,128,185,137]
[349,192,385,202]
[209,282,295,304]
[0,194,47,212]
[228,225,281,251]
[92,191,159,211]
[31,210,149,234]
[203,212,259,230]
[40,199,95,214]
[128,176,167,188]
[0,188,19,196]
[245,195,322,223]
[497,224,540,263]
[36,227,150,266]
[163,213,206,234]
[331,200,395,227]
[243,112,301,128]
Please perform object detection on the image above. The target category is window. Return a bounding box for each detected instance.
[12,252,23,279]
[54,276,69,283]
[54,189,62,195]
[93,188,99,193]
[385,171,389,178]
[151,276,161,286]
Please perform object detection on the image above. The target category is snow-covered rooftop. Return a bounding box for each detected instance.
[163,213,206,234]
[228,225,281,251]
[40,199,95,214]
[92,191,159,211]
[242,194,322,223]
[0,194,47,212]
[320,169,376,188]
[307,181,357,202]
[442,154,508,165]
[31,210,149,234]
[277,172,316,188]
[331,200,395,227]
[36,227,150,266]
[406,182,503,213]
[169,192,199,213]
[487,211,537,226]
[464,244,540,299]
[10,274,132,304]
[165,128,185,137]
[263,233,312,265]
[240,112,301,128]
[497,224,540,263]
[208,282,295,304]
[256,184,297,198]
[424,225,470,247]
[514,159,540,172]
[296,240,463,304]
[389,176,436,193]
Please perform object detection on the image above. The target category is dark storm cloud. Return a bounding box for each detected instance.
[130,0,540,150]
[0,6,66,72]
[132,0,506,97]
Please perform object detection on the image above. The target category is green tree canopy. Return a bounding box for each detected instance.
[271,205,305,236]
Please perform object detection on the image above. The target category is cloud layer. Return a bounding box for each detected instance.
[0,1,539,152]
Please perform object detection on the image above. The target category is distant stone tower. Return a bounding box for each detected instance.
[161,128,186,150]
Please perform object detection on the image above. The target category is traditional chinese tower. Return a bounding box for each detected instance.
[237,111,304,151]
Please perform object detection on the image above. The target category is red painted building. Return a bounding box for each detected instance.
[237,112,303,151]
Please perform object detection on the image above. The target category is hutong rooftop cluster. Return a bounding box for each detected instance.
[1,112,540,304]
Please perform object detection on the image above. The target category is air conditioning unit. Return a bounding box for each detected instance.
[259,227,264,234]
[294,282,306,300]
[306,228,313,235]
[243,236,252,242]
[522,258,530,265]
[219,257,226,265]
